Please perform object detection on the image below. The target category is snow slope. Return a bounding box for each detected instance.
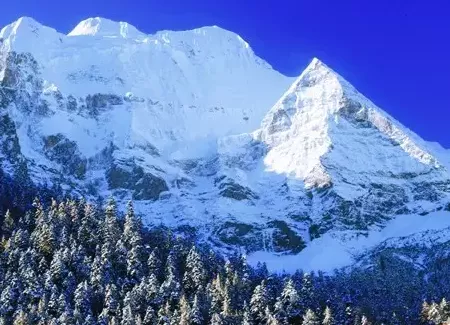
[248,211,450,273]
[1,16,292,159]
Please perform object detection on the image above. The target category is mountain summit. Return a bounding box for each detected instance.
[68,17,146,38]
[1,17,450,268]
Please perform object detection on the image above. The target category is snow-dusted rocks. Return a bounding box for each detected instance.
[1,17,450,267]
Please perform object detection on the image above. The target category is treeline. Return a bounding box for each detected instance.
[0,198,449,324]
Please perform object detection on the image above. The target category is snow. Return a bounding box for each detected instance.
[68,17,146,39]
[257,58,446,199]
[2,16,450,270]
[0,16,293,160]
[248,211,450,274]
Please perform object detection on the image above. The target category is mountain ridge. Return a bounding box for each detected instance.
[1,16,450,271]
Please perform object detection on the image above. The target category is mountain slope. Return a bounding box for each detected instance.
[1,17,450,266]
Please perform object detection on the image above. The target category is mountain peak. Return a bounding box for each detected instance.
[68,17,146,39]
[0,16,45,39]
[260,57,440,192]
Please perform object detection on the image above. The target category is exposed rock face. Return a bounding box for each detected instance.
[43,134,87,179]
[1,17,450,258]
[106,163,168,200]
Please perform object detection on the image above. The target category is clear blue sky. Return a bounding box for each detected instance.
[2,0,450,147]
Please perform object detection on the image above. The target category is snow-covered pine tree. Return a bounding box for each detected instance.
[190,293,204,325]
[183,246,207,296]
[2,210,14,238]
[274,278,301,323]
[303,308,320,325]
[322,306,334,325]
[74,281,93,323]
[250,280,270,323]
[143,306,156,325]
[178,294,190,325]
[148,248,163,281]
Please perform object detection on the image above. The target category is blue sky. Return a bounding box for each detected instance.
[2,0,450,147]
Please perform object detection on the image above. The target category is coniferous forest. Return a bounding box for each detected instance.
[0,196,449,325]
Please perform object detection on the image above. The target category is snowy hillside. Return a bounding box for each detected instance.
[1,16,450,271]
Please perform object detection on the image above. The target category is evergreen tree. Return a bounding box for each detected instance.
[157,301,171,325]
[12,309,29,325]
[209,274,223,317]
[250,280,270,323]
[2,210,14,238]
[143,306,156,325]
[274,278,301,323]
[74,281,92,324]
[178,294,191,325]
[160,251,181,303]
[322,306,334,325]
[190,294,204,325]
[242,301,255,325]
[103,198,120,245]
[303,309,320,325]
[148,248,163,281]
[99,284,120,322]
[210,312,224,325]
[121,301,135,325]
[183,246,207,296]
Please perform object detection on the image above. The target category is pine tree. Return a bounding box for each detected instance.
[2,210,14,238]
[440,298,450,322]
[322,306,334,325]
[190,294,204,325]
[222,277,234,318]
[428,302,442,325]
[209,274,223,316]
[274,278,301,323]
[143,306,156,325]
[157,301,171,325]
[99,284,119,322]
[242,301,255,325]
[148,248,163,281]
[78,203,99,256]
[74,281,92,323]
[303,309,320,325]
[12,309,29,325]
[183,246,207,295]
[360,315,371,325]
[210,312,225,325]
[250,280,270,323]
[49,248,68,286]
[178,294,191,325]
[266,306,280,325]
[160,251,181,303]
[121,302,135,325]
[103,198,120,245]
[421,301,431,324]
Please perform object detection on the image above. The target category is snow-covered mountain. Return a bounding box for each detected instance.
[1,16,450,270]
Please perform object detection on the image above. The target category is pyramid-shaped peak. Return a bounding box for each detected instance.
[0,16,61,45]
[260,56,440,190]
[68,17,146,39]
[1,17,44,37]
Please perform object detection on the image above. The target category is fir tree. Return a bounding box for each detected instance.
[143,306,156,325]
[303,309,320,325]
[250,280,270,323]
[74,281,93,323]
[274,278,301,323]
[190,294,204,325]
[2,210,14,238]
[178,294,191,325]
[322,306,334,325]
[183,246,207,296]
